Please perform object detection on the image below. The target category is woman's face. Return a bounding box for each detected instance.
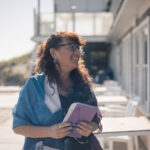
[50,39,82,72]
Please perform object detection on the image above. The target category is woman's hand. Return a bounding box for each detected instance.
[49,122,72,139]
[76,121,98,137]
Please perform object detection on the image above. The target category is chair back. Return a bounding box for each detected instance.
[125,100,138,116]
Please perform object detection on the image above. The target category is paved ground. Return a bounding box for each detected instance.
[0,92,19,108]
[0,118,24,150]
[0,86,147,150]
[0,86,20,93]
[0,87,24,150]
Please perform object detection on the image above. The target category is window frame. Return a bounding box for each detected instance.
[132,17,150,116]
[121,33,132,98]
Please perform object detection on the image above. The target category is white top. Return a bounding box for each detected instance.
[44,76,61,113]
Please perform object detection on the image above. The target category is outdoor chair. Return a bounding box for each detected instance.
[99,105,126,117]
[104,80,119,87]
[95,80,122,96]
[99,100,139,150]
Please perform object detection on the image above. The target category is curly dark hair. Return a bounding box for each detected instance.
[34,31,92,90]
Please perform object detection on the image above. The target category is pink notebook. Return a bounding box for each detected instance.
[62,102,99,138]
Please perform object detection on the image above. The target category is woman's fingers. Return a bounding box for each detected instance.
[63,129,72,136]
[79,121,93,130]
[60,126,72,134]
[76,121,93,137]
[53,121,95,138]
[77,124,91,133]
[58,122,71,129]
[56,128,72,138]
[57,123,72,137]
[76,127,89,136]
[50,122,72,139]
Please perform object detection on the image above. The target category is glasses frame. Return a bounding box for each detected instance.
[56,43,83,53]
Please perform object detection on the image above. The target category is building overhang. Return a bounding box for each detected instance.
[82,36,108,42]
[108,0,150,42]
[31,35,108,43]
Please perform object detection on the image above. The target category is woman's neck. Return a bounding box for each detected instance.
[59,71,70,83]
[56,65,71,82]
[57,70,73,95]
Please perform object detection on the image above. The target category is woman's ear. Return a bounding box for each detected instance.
[50,48,56,59]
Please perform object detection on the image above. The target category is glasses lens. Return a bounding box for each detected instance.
[57,43,83,52]
[70,45,76,51]
[70,44,81,51]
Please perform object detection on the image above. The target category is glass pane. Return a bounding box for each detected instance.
[75,13,113,36]
[55,13,73,32]
[120,47,122,81]
[135,36,139,64]
[95,13,113,36]
[135,67,139,95]
[40,13,55,35]
[142,27,148,64]
[75,13,94,35]
[142,68,147,103]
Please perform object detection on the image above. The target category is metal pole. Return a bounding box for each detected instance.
[37,0,40,35]
[72,11,75,32]
[71,5,76,32]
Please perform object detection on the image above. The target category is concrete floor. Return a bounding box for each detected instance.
[0,86,148,150]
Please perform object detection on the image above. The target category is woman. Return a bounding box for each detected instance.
[12,31,102,150]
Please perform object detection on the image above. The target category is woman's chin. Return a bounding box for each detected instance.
[71,64,78,70]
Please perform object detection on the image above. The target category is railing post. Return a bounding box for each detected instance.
[72,12,75,32]
[33,8,37,36]
[71,5,76,32]
[37,0,41,36]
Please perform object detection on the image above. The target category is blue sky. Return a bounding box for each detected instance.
[0,0,36,61]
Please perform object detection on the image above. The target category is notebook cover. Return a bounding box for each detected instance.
[62,102,98,138]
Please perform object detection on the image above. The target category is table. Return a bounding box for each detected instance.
[96,116,150,150]
[96,116,150,137]
[96,95,128,105]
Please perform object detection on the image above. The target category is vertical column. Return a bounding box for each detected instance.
[148,16,150,114]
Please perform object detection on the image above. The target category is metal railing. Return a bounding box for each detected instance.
[34,12,113,36]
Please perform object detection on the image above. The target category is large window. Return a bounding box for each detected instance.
[133,33,140,97]
[132,17,149,116]
[111,17,150,116]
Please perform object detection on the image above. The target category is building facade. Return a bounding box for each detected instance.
[109,0,150,117]
[30,0,113,77]
[108,0,150,149]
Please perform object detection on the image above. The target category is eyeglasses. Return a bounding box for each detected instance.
[56,43,83,52]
